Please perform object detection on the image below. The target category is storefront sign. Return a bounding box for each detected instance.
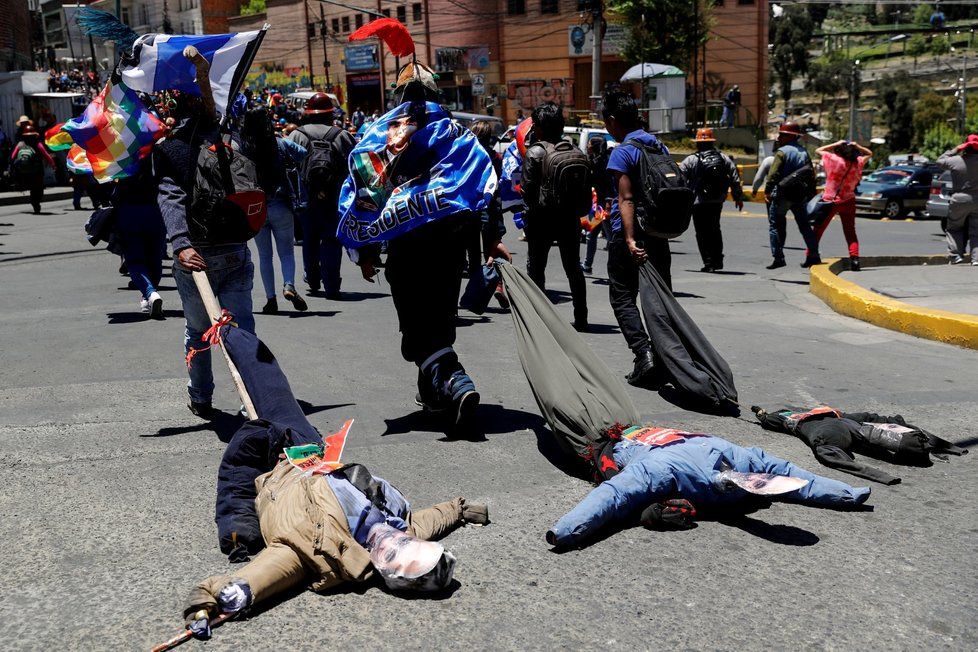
[471,74,486,96]
[345,44,379,72]
[347,73,381,88]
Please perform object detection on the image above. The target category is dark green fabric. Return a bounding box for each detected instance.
[498,262,639,461]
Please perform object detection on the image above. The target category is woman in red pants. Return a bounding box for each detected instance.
[807,140,872,270]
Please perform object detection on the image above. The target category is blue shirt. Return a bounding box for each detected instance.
[324,472,410,547]
[606,130,669,233]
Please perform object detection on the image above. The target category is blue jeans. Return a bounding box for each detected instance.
[298,199,343,294]
[172,245,256,404]
[768,196,819,262]
[721,105,735,128]
[116,204,165,299]
[584,220,611,269]
[254,198,296,299]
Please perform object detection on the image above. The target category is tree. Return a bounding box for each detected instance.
[240,0,266,16]
[769,5,813,102]
[609,0,712,72]
[913,92,955,148]
[912,4,933,25]
[907,35,928,72]
[920,123,959,159]
[806,53,850,123]
[876,72,921,151]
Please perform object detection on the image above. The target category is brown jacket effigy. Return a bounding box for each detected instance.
[185,459,467,618]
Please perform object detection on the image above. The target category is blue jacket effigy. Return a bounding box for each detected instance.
[548,435,871,548]
[336,101,497,247]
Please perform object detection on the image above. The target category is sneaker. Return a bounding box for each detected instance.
[494,284,510,309]
[950,255,965,265]
[972,261,978,267]
[147,291,163,318]
[188,401,214,419]
[283,284,307,311]
[582,266,593,275]
[415,393,450,414]
[766,259,786,270]
[262,297,278,314]
[447,373,480,436]
[139,297,150,313]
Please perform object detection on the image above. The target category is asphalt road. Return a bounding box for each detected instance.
[1,200,975,650]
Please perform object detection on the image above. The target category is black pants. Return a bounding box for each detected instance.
[298,200,343,295]
[607,229,671,354]
[385,218,468,364]
[525,218,588,323]
[692,202,724,268]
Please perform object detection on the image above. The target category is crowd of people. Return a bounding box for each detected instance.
[16,19,969,640]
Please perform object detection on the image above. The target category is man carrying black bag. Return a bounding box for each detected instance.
[764,122,820,269]
[601,90,692,387]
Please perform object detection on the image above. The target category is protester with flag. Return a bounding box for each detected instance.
[337,18,496,437]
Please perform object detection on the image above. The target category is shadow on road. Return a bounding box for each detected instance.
[106,309,183,323]
[381,403,544,440]
[657,386,741,417]
[295,400,355,417]
[718,515,820,546]
[145,409,243,443]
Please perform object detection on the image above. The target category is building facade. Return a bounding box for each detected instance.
[2,0,33,72]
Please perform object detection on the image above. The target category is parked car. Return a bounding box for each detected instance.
[493,125,615,155]
[287,91,341,113]
[452,112,504,137]
[925,170,952,229]
[854,163,940,218]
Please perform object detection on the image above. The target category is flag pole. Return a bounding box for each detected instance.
[221,23,269,126]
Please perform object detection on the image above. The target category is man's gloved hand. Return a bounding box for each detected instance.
[639,499,697,531]
[185,609,212,640]
[461,500,489,526]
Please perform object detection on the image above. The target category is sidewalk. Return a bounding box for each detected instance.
[840,263,978,316]
[0,187,74,207]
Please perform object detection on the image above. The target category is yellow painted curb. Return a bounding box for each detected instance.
[809,256,978,350]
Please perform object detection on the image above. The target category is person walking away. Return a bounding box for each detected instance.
[807,140,872,271]
[352,106,366,130]
[469,120,512,306]
[680,128,744,272]
[240,107,309,313]
[583,136,614,274]
[287,93,356,299]
[751,154,774,199]
[115,156,166,317]
[601,90,673,387]
[721,85,740,129]
[10,125,55,214]
[937,134,978,265]
[764,122,820,269]
[154,51,260,419]
[521,101,591,331]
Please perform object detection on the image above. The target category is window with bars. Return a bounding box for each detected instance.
[342,15,350,32]
[541,0,558,14]
[331,18,340,33]
[356,14,364,28]
[508,0,526,15]
[413,3,422,22]
[397,6,406,23]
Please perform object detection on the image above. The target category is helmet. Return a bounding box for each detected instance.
[304,93,335,115]
[20,124,38,137]
[514,118,533,157]
[693,127,716,142]
[778,121,803,137]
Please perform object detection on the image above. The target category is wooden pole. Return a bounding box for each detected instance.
[191,271,258,420]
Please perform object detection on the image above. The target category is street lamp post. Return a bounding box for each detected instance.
[849,59,860,141]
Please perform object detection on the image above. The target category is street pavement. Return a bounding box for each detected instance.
[0,200,975,650]
[844,262,978,315]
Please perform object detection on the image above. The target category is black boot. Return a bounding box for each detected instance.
[625,349,655,387]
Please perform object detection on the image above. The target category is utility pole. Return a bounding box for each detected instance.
[304,1,315,89]
[320,5,331,89]
[959,53,967,135]
[590,1,603,113]
[848,59,860,141]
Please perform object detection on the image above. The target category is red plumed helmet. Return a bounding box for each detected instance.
[515,118,533,158]
[349,17,415,57]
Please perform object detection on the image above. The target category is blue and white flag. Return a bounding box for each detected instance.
[120,29,266,116]
[499,140,524,212]
[337,101,497,247]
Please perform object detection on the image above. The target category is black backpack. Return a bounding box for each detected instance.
[695,149,729,199]
[625,138,694,238]
[539,141,593,218]
[777,163,817,204]
[299,126,345,201]
[190,138,267,245]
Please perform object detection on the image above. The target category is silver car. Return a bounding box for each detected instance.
[925,170,951,228]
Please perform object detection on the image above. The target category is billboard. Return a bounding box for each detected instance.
[345,44,379,72]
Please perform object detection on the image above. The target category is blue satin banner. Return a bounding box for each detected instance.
[337,101,497,247]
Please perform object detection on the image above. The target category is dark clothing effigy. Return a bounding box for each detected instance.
[753,405,967,485]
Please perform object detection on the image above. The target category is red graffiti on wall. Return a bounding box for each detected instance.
[506,78,575,110]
